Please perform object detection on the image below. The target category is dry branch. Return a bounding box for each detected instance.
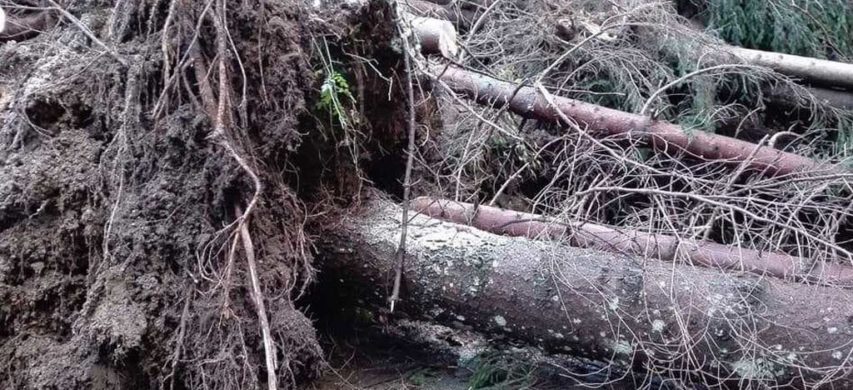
[411,197,853,287]
[433,65,828,176]
[318,198,853,387]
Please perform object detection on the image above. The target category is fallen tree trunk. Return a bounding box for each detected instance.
[411,197,853,287]
[730,47,853,91]
[433,65,827,176]
[767,84,853,112]
[317,198,853,388]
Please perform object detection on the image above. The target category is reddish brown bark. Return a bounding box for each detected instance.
[434,65,829,176]
[412,197,853,287]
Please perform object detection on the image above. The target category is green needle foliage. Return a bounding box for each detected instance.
[701,0,853,60]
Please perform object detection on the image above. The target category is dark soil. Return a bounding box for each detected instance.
[0,0,407,387]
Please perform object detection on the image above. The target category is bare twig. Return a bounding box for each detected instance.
[236,205,277,390]
[390,2,419,312]
[44,0,127,66]
[639,64,767,116]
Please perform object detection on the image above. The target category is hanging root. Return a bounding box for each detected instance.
[236,205,278,390]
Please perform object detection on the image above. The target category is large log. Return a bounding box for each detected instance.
[317,198,853,387]
[411,197,853,287]
[433,65,827,176]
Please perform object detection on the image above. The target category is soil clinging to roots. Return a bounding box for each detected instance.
[0,0,401,387]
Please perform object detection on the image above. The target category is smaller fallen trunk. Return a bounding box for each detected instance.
[767,84,853,111]
[434,65,828,176]
[412,197,853,287]
[317,198,853,388]
[730,47,853,90]
[407,14,458,58]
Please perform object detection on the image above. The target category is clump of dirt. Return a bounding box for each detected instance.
[0,0,406,388]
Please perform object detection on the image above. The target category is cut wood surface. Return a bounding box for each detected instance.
[404,0,476,29]
[434,65,828,176]
[407,15,458,58]
[317,198,853,387]
[411,197,853,287]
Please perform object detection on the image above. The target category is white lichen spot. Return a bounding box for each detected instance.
[554,333,564,339]
[599,331,607,338]
[455,315,466,322]
[493,315,507,327]
[828,327,839,334]
[611,340,633,355]
[833,351,844,360]
[730,358,777,380]
[651,319,666,333]
[551,295,559,302]
[608,298,620,311]
[572,318,582,324]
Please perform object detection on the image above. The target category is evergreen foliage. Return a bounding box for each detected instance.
[700,0,853,60]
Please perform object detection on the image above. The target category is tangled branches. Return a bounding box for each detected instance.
[412,0,853,386]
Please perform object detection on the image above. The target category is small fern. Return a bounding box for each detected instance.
[317,69,355,128]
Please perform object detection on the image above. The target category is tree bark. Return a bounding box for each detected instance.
[766,84,853,112]
[730,47,853,91]
[411,197,853,287]
[317,197,853,388]
[433,65,828,176]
